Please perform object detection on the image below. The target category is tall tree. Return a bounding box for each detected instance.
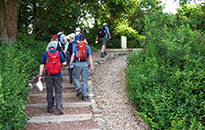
[0,0,17,44]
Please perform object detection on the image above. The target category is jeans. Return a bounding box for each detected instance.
[45,76,62,110]
[67,53,73,81]
[72,62,90,97]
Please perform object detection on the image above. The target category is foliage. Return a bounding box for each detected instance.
[126,10,205,129]
[0,35,47,129]
[176,3,205,31]
[114,22,145,48]
[17,0,82,40]
[17,0,143,48]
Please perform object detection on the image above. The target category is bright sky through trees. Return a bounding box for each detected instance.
[161,0,204,14]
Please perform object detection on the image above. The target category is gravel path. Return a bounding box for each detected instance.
[93,55,148,130]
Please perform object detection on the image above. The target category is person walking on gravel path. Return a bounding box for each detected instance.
[69,34,93,101]
[38,41,66,115]
[95,23,111,58]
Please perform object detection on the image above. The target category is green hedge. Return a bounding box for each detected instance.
[0,35,47,129]
[126,12,205,129]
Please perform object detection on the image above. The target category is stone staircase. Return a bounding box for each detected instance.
[26,49,141,130]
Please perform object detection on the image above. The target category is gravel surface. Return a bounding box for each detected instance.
[93,55,148,130]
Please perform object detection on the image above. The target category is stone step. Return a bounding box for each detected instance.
[26,106,92,117]
[30,87,76,94]
[26,119,100,130]
[28,113,93,123]
[30,93,76,98]
[28,96,90,104]
[28,101,94,108]
[42,82,75,88]
[41,75,70,81]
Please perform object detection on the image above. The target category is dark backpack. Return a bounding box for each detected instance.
[97,26,106,38]
[68,41,76,54]
[76,42,87,61]
[45,51,61,75]
[57,33,65,57]
[57,33,65,50]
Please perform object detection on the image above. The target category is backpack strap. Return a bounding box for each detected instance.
[46,50,58,56]
[46,51,51,56]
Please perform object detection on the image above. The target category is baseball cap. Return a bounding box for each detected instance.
[79,34,85,40]
[47,41,57,49]
[51,35,58,39]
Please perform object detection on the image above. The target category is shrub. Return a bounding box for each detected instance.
[126,13,205,129]
[0,35,47,129]
[114,23,145,48]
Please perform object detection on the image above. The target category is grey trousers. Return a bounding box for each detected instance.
[72,62,90,97]
[100,37,107,46]
[45,76,62,110]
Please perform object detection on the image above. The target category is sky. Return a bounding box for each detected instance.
[161,0,205,14]
[161,0,180,14]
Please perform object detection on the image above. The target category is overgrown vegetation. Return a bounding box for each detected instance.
[0,35,47,129]
[126,3,205,130]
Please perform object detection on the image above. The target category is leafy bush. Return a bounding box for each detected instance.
[176,4,205,31]
[114,23,145,48]
[126,12,205,129]
[0,35,47,129]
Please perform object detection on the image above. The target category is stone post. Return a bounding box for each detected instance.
[121,36,127,49]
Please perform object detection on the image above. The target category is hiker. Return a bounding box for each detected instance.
[57,29,67,57]
[46,35,58,51]
[64,33,76,84]
[74,27,88,44]
[69,34,93,101]
[95,23,111,58]
[38,41,66,115]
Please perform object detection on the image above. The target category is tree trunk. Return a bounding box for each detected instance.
[0,0,17,44]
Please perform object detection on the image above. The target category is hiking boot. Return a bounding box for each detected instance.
[47,108,54,114]
[69,79,73,84]
[104,52,107,56]
[57,109,64,115]
[100,52,104,58]
[76,89,82,97]
[82,96,87,101]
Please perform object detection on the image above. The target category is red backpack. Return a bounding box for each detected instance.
[76,42,87,61]
[45,51,61,75]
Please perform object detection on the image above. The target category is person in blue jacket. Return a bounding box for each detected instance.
[38,41,66,115]
[69,34,93,101]
[95,23,111,58]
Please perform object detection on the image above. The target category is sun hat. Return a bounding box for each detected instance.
[75,28,81,32]
[47,41,57,49]
[103,23,107,26]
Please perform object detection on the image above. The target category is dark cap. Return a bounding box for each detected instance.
[79,34,85,40]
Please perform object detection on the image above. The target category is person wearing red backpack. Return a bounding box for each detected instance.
[69,34,93,101]
[38,41,66,115]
